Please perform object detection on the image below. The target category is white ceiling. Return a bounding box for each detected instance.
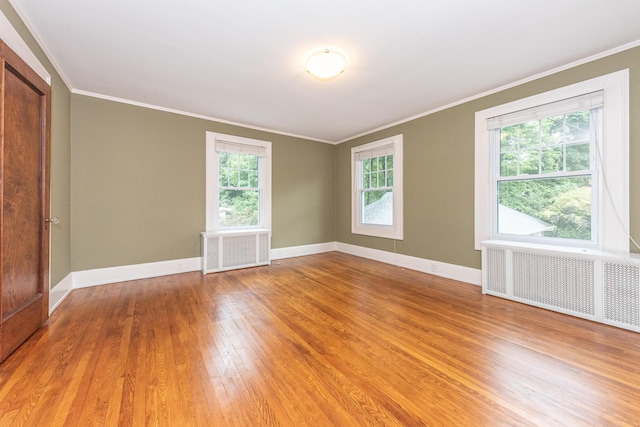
[10,0,640,143]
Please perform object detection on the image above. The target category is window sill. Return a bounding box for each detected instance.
[481,239,633,261]
[202,228,270,238]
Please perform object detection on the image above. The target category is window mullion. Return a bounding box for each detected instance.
[537,119,542,175]
[516,124,521,176]
[562,114,568,173]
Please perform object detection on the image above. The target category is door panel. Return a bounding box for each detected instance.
[0,40,51,363]
[3,68,43,313]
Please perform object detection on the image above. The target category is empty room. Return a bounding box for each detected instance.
[0,0,639,425]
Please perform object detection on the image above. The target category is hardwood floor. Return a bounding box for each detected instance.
[1,252,639,426]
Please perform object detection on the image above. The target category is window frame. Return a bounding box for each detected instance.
[206,132,272,231]
[351,134,404,240]
[475,70,629,253]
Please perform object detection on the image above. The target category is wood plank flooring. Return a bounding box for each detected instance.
[1,252,639,426]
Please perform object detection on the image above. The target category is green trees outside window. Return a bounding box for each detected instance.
[218,152,260,227]
[497,110,594,240]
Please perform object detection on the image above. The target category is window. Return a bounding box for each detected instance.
[206,132,271,230]
[352,135,403,239]
[475,70,629,253]
[493,93,601,244]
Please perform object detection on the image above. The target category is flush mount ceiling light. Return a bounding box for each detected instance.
[306,48,347,80]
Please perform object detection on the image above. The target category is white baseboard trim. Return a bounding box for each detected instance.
[335,242,481,286]
[271,242,337,260]
[49,242,480,313]
[73,257,202,289]
[49,273,74,314]
[49,257,202,313]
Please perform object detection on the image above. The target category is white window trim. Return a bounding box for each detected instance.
[351,134,403,240]
[474,70,629,253]
[205,132,272,231]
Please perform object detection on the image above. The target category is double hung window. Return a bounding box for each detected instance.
[475,70,629,253]
[206,132,271,231]
[351,135,403,239]
[491,92,601,244]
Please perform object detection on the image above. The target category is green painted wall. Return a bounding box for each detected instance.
[4,0,639,278]
[0,1,72,286]
[70,95,335,271]
[337,45,640,270]
[48,73,72,286]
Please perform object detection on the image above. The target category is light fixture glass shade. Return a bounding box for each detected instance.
[306,49,347,79]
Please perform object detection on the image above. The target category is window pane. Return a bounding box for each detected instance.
[219,167,228,186]
[239,170,249,187]
[229,153,240,169]
[566,143,590,171]
[371,172,378,187]
[378,172,385,188]
[386,155,393,169]
[237,154,247,170]
[219,189,259,227]
[540,115,564,146]
[362,190,392,225]
[518,121,539,150]
[386,170,394,187]
[500,125,519,152]
[540,147,563,174]
[566,111,590,143]
[219,152,229,167]
[228,169,239,187]
[219,153,228,186]
[519,150,539,175]
[249,155,258,170]
[500,152,518,177]
[249,171,258,188]
[497,176,591,240]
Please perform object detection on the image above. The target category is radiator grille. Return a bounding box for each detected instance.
[223,235,257,269]
[201,230,270,274]
[486,248,507,294]
[482,242,640,333]
[513,252,595,315]
[205,236,219,271]
[604,262,640,327]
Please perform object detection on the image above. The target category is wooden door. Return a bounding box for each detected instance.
[0,40,51,363]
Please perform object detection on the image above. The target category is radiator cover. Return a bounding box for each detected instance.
[201,229,270,274]
[482,241,640,332]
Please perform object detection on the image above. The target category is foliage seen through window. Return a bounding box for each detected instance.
[218,152,260,227]
[497,110,594,240]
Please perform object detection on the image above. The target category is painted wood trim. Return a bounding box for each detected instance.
[50,242,482,313]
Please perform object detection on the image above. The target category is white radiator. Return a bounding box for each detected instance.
[201,229,270,274]
[482,241,640,333]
